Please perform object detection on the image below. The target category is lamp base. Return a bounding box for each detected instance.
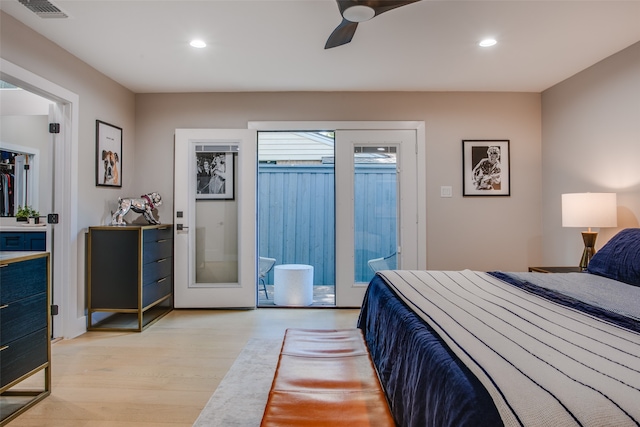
[579,231,598,271]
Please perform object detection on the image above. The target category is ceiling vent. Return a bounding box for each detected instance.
[18,0,68,19]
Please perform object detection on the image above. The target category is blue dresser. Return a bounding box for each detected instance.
[87,225,173,331]
[0,252,51,425]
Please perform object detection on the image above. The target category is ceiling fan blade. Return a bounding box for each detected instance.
[326,0,421,49]
[325,19,359,49]
[336,0,421,18]
[365,0,421,17]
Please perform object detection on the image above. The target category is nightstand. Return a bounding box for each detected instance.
[528,266,582,273]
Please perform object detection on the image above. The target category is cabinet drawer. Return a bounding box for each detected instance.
[143,226,173,243]
[0,257,48,305]
[1,293,48,346]
[0,233,25,251]
[142,257,172,286]
[0,232,46,251]
[0,328,48,388]
[25,232,46,251]
[142,276,172,307]
[142,239,173,264]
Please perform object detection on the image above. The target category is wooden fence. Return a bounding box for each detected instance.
[258,164,396,285]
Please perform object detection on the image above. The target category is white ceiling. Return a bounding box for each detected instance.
[2,0,639,94]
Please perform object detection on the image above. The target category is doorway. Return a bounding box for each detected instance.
[257,131,337,306]
[1,58,82,339]
[256,126,422,308]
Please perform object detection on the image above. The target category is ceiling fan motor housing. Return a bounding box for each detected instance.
[343,5,376,22]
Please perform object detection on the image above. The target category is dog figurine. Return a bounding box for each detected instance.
[112,192,162,225]
[102,150,119,185]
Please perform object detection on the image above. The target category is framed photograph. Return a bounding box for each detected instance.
[95,120,122,187]
[462,139,510,196]
[195,151,234,200]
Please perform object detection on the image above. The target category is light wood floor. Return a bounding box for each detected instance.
[7,308,360,427]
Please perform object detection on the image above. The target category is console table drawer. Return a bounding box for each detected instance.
[0,256,48,304]
[142,276,172,307]
[1,293,48,346]
[142,257,172,286]
[142,239,173,264]
[0,328,48,388]
[143,226,173,243]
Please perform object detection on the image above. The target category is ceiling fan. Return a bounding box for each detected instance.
[325,0,421,49]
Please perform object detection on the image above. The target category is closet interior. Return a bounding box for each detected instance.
[1,149,33,217]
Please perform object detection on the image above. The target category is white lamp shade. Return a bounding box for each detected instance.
[561,193,617,228]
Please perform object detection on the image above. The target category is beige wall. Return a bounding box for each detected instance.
[136,91,542,271]
[541,41,640,266]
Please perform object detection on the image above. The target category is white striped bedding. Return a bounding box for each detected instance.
[377,270,640,427]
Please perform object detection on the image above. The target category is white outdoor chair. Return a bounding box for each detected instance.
[367,252,397,273]
[258,256,276,299]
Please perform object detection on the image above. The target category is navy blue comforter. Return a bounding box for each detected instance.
[357,275,503,427]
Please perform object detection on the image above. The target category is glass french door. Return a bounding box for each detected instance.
[174,129,257,308]
[335,129,418,306]
[256,127,419,308]
[174,124,424,309]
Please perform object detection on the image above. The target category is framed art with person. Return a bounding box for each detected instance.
[195,151,234,200]
[462,139,510,196]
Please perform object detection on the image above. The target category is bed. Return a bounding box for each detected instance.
[357,228,640,427]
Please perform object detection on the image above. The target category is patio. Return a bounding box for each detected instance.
[257,284,335,307]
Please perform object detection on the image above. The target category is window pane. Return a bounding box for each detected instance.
[195,154,238,284]
[354,145,397,283]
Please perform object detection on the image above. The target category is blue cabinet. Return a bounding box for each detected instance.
[87,225,173,331]
[0,252,51,425]
[0,231,46,251]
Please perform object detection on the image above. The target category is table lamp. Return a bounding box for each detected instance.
[561,193,617,270]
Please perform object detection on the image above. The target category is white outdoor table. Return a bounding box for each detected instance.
[273,264,314,306]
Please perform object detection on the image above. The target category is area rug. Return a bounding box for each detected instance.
[193,338,282,427]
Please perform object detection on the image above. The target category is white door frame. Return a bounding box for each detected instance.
[1,58,83,338]
[249,121,427,305]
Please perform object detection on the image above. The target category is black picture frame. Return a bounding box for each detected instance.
[95,120,122,187]
[195,151,234,200]
[462,139,510,196]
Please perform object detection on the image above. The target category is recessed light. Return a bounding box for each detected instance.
[479,38,497,47]
[190,39,206,48]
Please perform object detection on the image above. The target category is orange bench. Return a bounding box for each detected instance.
[260,328,395,427]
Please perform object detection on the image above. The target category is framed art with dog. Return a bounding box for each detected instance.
[96,120,122,187]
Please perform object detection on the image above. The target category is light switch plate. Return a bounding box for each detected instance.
[440,186,453,198]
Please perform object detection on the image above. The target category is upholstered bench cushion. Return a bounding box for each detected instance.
[261,328,395,427]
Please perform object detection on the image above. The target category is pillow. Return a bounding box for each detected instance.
[587,228,640,287]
